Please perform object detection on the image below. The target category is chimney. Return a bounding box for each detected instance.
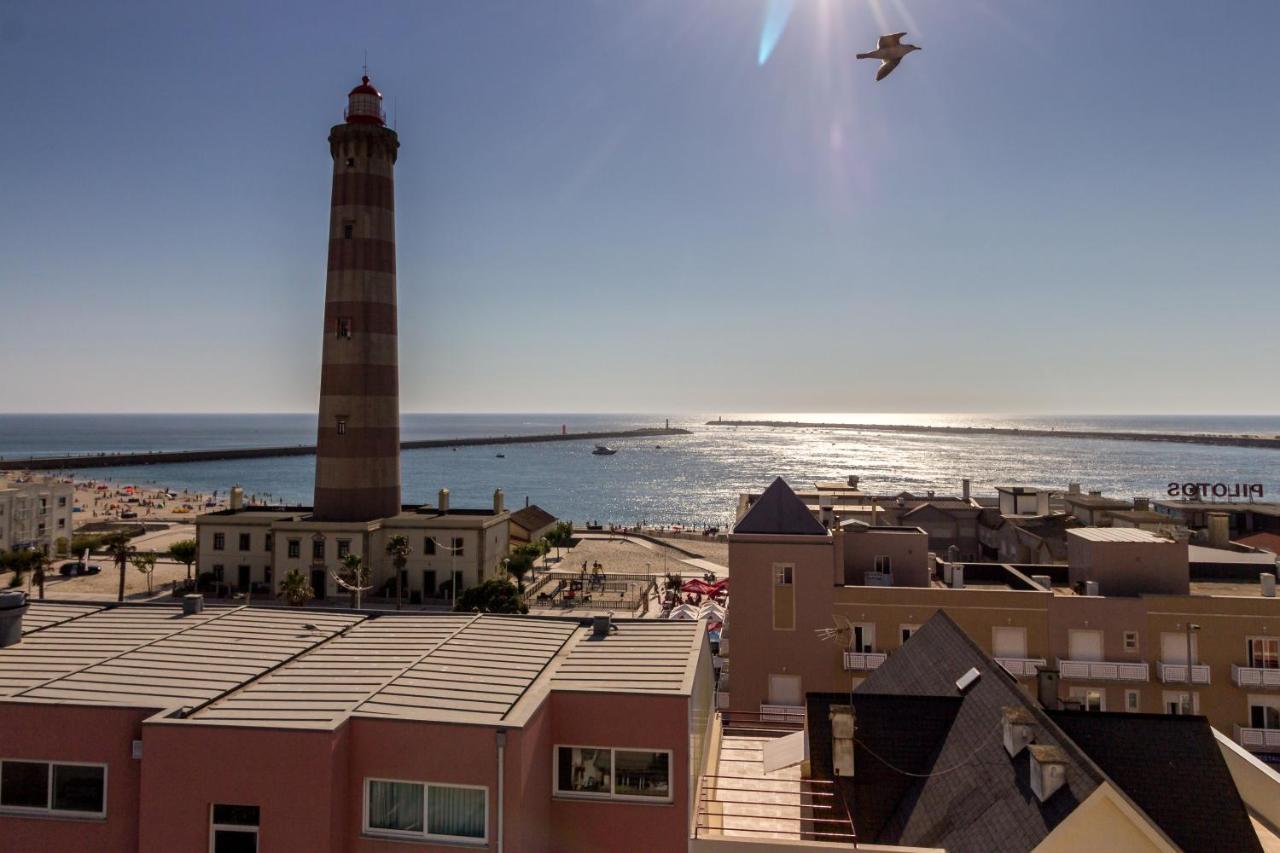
[438,488,450,513]
[1036,667,1060,709]
[962,479,971,501]
[229,485,244,511]
[1262,573,1277,598]
[0,590,28,648]
[1068,483,1081,495]
[1002,706,1036,757]
[493,488,504,514]
[1028,745,1069,802]
[950,565,965,589]
[1133,497,1150,512]
[1084,580,1099,596]
[847,475,860,490]
[829,705,855,777]
[182,594,205,616]
[591,613,615,638]
[1036,492,1050,517]
[819,504,834,529]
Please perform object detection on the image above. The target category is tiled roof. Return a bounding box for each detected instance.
[1049,711,1262,853]
[734,478,829,536]
[1068,527,1168,543]
[1235,531,1280,554]
[550,620,701,695]
[509,504,557,532]
[21,601,103,634]
[1063,494,1131,509]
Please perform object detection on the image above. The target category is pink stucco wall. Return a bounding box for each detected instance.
[0,702,148,853]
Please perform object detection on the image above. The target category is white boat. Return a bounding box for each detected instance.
[592,445,617,456]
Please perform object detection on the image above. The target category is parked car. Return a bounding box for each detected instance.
[120,510,138,519]
[59,562,102,577]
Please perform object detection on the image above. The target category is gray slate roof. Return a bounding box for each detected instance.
[734,477,828,536]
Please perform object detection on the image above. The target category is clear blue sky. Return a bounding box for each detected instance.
[1,0,1277,414]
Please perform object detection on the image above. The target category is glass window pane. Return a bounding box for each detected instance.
[213,828,258,853]
[52,764,104,813]
[614,750,670,798]
[212,804,260,826]
[368,780,423,832]
[427,785,485,839]
[557,747,611,795]
[1,761,49,809]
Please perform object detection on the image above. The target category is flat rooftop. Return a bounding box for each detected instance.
[1,602,704,730]
[1068,527,1170,543]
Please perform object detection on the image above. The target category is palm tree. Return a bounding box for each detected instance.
[384,535,412,611]
[167,539,198,585]
[103,532,136,603]
[338,552,371,610]
[278,569,314,607]
[505,550,534,591]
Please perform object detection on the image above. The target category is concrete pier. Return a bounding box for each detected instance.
[0,428,690,472]
[707,420,1280,450]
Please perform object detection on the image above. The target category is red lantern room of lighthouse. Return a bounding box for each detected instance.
[344,75,385,125]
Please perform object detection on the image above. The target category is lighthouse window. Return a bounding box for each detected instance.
[337,317,353,339]
[342,221,354,240]
[336,418,348,436]
[346,157,355,168]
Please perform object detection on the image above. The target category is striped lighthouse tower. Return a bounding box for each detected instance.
[313,76,402,521]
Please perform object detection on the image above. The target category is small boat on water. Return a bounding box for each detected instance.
[592,445,617,456]
[496,453,505,458]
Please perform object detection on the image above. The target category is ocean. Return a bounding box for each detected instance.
[2,413,1279,527]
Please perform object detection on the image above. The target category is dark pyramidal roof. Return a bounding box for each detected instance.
[734,477,828,536]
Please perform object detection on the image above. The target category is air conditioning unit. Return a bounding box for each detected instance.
[1084,580,1099,596]
[951,566,965,590]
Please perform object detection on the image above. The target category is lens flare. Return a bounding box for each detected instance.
[757,0,795,66]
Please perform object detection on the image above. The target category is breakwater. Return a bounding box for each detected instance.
[0,428,690,471]
[707,420,1280,450]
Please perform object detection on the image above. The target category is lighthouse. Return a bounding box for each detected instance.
[313,75,402,522]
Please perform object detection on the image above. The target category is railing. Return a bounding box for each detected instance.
[1235,725,1280,752]
[1233,665,1280,689]
[842,650,887,671]
[996,657,1047,678]
[759,704,806,724]
[1058,659,1150,681]
[1156,661,1211,684]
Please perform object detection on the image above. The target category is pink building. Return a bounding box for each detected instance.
[0,600,712,852]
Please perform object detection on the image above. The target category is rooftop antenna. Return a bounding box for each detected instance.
[363,48,368,76]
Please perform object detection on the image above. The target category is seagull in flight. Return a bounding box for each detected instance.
[856,32,921,81]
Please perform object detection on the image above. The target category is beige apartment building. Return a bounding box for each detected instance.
[724,478,1280,762]
[0,480,74,554]
[195,487,510,603]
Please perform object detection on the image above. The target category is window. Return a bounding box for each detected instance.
[900,625,919,645]
[312,539,325,561]
[1125,690,1141,712]
[1251,702,1280,730]
[873,555,892,573]
[57,497,67,508]
[364,779,487,842]
[238,533,251,552]
[0,760,106,817]
[1123,631,1139,652]
[210,803,259,853]
[336,417,347,436]
[337,540,351,559]
[342,221,354,239]
[337,317,353,339]
[213,532,225,551]
[423,537,436,555]
[287,539,300,559]
[345,157,355,168]
[451,537,465,557]
[213,565,225,582]
[1069,687,1105,712]
[851,623,875,654]
[263,567,273,586]
[264,534,273,552]
[1164,691,1198,715]
[554,746,672,802]
[773,565,793,586]
[1248,638,1280,669]
[57,519,65,529]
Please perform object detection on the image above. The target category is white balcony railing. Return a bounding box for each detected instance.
[996,657,1048,678]
[1232,665,1280,689]
[843,650,888,672]
[1235,725,1280,752]
[1156,661,1211,685]
[1058,659,1150,682]
[760,704,805,723]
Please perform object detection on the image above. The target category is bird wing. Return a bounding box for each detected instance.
[876,58,901,81]
[878,32,906,49]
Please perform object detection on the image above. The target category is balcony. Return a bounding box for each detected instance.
[1156,661,1211,684]
[1233,665,1280,689]
[1235,725,1280,753]
[996,657,1047,678]
[1058,659,1150,682]
[842,650,887,672]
